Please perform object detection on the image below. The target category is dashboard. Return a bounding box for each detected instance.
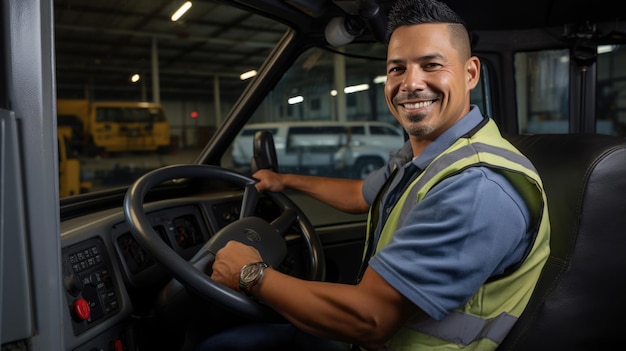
[58,192,255,351]
[55,188,365,351]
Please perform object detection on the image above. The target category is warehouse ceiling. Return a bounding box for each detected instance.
[53,0,289,102]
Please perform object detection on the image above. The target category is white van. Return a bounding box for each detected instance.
[231,121,405,178]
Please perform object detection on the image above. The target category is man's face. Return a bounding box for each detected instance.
[384,23,478,140]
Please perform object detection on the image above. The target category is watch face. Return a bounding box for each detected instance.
[241,264,261,284]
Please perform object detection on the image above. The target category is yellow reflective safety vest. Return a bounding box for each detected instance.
[364,118,550,350]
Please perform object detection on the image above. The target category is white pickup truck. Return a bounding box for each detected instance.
[231,121,405,178]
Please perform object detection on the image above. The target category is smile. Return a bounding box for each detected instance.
[402,100,434,109]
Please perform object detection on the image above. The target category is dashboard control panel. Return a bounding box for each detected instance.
[61,237,120,335]
[111,204,210,287]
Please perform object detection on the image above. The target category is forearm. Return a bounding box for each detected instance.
[253,268,417,350]
[281,174,368,213]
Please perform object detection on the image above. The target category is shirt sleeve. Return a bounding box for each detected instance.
[368,167,532,320]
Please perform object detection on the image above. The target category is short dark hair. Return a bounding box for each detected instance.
[387,0,467,34]
[386,0,471,57]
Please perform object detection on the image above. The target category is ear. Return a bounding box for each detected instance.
[466,56,481,90]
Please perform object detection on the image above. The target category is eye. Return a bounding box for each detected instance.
[387,66,405,74]
[424,62,443,71]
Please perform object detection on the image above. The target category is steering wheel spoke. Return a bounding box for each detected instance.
[271,208,297,236]
[240,184,260,218]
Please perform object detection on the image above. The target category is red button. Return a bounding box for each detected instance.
[111,339,123,351]
[72,297,91,321]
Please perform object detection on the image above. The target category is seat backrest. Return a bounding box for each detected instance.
[498,134,626,350]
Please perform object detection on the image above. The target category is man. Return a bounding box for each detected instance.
[207,0,550,349]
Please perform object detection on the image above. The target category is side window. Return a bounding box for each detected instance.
[513,46,626,136]
[515,49,570,134]
[235,44,404,179]
[596,44,626,136]
[470,61,493,117]
[248,45,394,126]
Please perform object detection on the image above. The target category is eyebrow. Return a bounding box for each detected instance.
[386,53,445,66]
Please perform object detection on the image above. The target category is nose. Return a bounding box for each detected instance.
[401,65,425,92]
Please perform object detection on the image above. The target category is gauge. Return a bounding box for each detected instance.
[117,233,154,274]
[172,215,202,249]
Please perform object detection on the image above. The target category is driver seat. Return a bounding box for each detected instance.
[498,133,626,350]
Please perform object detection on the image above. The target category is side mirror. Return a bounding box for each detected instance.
[251,130,278,173]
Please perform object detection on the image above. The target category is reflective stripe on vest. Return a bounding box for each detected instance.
[397,142,538,227]
[408,311,518,346]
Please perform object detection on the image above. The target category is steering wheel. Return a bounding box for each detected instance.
[123,164,325,321]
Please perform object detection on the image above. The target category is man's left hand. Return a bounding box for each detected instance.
[211,241,263,290]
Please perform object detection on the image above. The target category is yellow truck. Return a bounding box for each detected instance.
[57,126,92,197]
[57,99,171,156]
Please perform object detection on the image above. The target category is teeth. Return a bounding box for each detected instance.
[404,101,433,109]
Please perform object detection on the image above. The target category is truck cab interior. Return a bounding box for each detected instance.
[1,1,625,350]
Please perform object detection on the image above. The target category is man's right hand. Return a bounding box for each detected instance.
[252,169,369,214]
[252,169,286,193]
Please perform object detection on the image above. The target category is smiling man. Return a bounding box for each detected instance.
[205,0,550,350]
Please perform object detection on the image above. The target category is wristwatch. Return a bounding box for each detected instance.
[239,261,269,296]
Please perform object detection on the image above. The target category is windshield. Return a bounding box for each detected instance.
[55,3,286,198]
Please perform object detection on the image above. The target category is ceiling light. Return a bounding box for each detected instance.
[598,45,615,54]
[130,73,140,83]
[171,1,192,22]
[288,96,304,104]
[240,70,257,80]
[373,75,386,84]
[344,84,369,94]
[330,83,370,96]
